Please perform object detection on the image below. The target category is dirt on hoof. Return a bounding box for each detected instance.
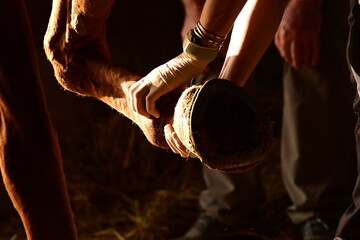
[173,79,274,173]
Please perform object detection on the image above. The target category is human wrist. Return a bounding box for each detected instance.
[284,0,323,22]
[186,21,227,50]
[183,29,219,61]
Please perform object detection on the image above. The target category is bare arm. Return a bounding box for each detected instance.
[129,0,247,119]
[165,0,288,157]
[199,0,247,37]
[181,0,206,40]
[219,0,288,86]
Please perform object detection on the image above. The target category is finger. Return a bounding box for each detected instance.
[274,30,287,61]
[165,125,198,158]
[280,34,292,64]
[129,81,141,113]
[146,85,168,119]
[146,93,160,119]
[132,82,151,119]
[310,39,320,66]
[290,39,302,69]
[300,33,317,67]
[165,134,184,156]
[171,132,189,158]
[164,125,189,158]
[301,39,311,67]
[164,125,182,155]
[274,30,280,50]
[134,91,151,118]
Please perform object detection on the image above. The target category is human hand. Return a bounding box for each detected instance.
[274,0,322,69]
[164,124,197,158]
[129,33,218,119]
[129,53,209,119]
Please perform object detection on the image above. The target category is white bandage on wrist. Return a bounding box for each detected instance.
[183,30,219,61]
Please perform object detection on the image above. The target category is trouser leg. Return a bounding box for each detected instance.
[281,62,356,224]
[281,0,356,225]
[199,166,265,229]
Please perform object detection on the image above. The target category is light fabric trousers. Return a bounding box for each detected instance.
[199,0,356,229]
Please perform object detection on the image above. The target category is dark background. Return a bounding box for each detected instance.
[0,1,287,239]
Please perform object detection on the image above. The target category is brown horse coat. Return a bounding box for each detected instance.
[0,0,77,239]
[0,1,177,237]
[44,0,176,148]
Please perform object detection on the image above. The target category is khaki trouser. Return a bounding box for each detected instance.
[199,0,356,229]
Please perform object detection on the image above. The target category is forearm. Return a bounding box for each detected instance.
[182,0,205,15]
[219,0,288,86]
[199,0,247,37]
[180,0,205,40]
